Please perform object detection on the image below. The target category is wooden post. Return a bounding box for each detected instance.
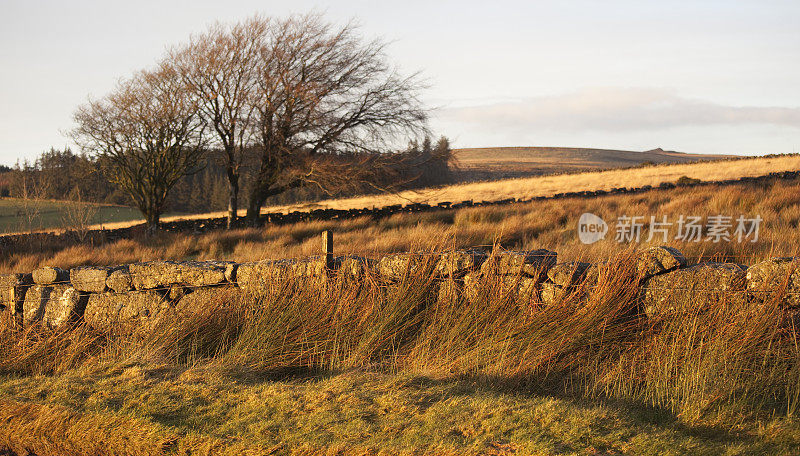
[322,230,333,269]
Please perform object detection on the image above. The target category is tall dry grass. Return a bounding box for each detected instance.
[2,252,798,424]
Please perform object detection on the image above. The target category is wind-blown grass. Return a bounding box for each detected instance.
[2,251,800,454]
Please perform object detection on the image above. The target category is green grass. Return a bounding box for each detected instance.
[0,198,144,234]
[3,365,799,455]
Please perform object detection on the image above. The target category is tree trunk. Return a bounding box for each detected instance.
[226,168,239,229]
[245,193,265,227]
[145,210,160,236]
[245,157,273,227]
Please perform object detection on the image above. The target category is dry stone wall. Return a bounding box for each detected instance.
[2,246,800,332]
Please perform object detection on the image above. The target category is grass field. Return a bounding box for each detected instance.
[4,153,797,234]
[3,368,797,455]
[2,249,800,454]
[83,153,800,232]
[0,198,143,234]
[4,170,800,273]
[4,154,800,454]
[261,154,800,215]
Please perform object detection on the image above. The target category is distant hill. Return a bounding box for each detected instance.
[451,146,735,182]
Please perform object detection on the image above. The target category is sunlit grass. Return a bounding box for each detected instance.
[4,176,800,273]
[5,367,798,455]
[2,253,800,453]
[4,171,800,453]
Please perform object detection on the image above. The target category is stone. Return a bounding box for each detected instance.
[129,261,181,289]
[23,284,63,326]
[377,253,439,281]
[540,281,591,307]
[167,285,189,302]
[23,284,88,328]
[106,267,134,293]
[639,262,746,318]
[70,266,118,293]
[129,261,228,290]
[32,266,69,285]
[178,261,230,287]
[437,279,462,304]
[84,290,171,332]
[547,262,592,287]
[43,287,88,329]
[289,256,329,278]
[0,272,33,289]
[235,259,296,293]
[480,249,557,278]
[636,246,687,279]
[224,263,239,283]
[435,249,487,278]
[511,276,539,304]
[540,282,565,305]
[174,286,245,315]
[462,272,482,304]
[337,256,376,278]
[584,263,602,287]
[0,273,33,320]
[746,257,800,307]
[462,272,538,305]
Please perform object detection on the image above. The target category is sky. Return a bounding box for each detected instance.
[1,0,799,166]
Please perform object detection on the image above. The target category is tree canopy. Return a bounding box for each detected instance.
[68,13,438,231]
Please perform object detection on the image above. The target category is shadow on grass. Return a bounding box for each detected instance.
[219,365,339,385]
[303,368,762,448]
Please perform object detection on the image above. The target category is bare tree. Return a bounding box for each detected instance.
[72,65,205,234]
[12,161,50,233]
[60,188,98,242]
[169,18,266,228]
[245,14,428,225]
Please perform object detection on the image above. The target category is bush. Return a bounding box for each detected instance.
[676,175,702,185]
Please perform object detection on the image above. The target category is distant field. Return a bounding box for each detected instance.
[5,152,796,234]
[451,146,733,181]
[0,198,142,234]
[6,168,800,272]
[79,153,800,231]
[257,153,800,215]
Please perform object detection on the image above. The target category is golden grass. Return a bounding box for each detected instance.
[269,154,800,213]
[1,254,800,454]
[4,368,797,456]
[4,168,800,453]
[83,154,800,230]
[5,174,800,273]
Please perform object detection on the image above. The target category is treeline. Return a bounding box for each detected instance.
[0,136,453,214]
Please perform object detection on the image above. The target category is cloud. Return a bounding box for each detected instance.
[441,88,800,133]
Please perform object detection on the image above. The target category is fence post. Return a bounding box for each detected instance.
[322,230,333,269]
